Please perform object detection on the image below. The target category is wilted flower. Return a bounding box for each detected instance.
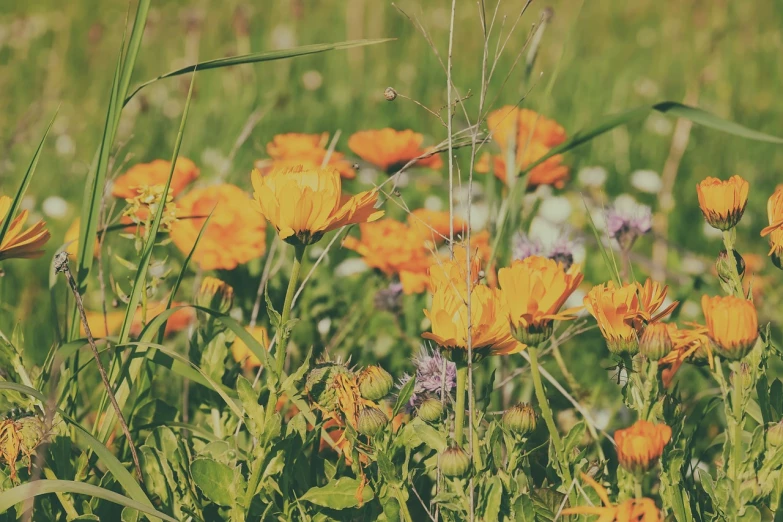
[252,165,383,245]
[0,195,50,261]
[701,295,758,360]
[614,420,672,472]
[502,403,537,437]
[606,202,652,250]
[760,185,783,267]
[170,183,266,270]
[357,365,394,401]
[112,158,199,199]
[231,326,270,370]
[197,277,234,313]
[255,132,356,179]
[498,256,583,346]
[562,473,663,521]
[659,323,712,387]
[696,175,749,231]
[439,445,471,477]
[306,360,355,412]
[348,128,443,172]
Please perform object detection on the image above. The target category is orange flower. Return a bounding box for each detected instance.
[348,128,443,172]
[170,184,266,270]
[428,252,484,295]
[487,106,567,150]
[701,295,758,360]
[255,132,356,179]
[696,175,749,231]
[342,219,432,294]
[562,473,663,522]
[231,326,271,369]
[760,185,783,266]
[112,158,199,199]
[251,165,383,245]
[614,420,672,472]
[0,196,50,261]
[583,279,677,355]
[475,145,570,188]
[81,302,194,338]
[407,209,466,243]
[498,256,583,345]
[659,323,712,387]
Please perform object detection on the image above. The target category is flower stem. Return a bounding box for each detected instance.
[528,345,572,485]
[455,364,467,445]
[276,244,305,376]
[730,360,744,513]
[721,230,744,298]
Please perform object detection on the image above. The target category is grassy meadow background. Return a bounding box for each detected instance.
[1,0,782,410]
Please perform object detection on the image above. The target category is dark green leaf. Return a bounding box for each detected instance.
[393,376,415,418]
[191,458,238,507]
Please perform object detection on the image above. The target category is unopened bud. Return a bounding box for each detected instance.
[358,365,394,401]
[639,323,672,362]
[510,322,553,348]
[197,277,234,313]
[716,249,745,284]
[417,398,444,423]
[357,406,388,437]
[384,87,398,101]
[440,445,471,477]
[502,403,537,437]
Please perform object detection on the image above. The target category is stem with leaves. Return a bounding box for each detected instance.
[276,244,306,376]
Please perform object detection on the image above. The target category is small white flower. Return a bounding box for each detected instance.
[577,166,608,188]
[539,196,572,224]
[55,135,75,157]
[270,25,296,49]
[301,70,323,91]
[645,113,673,136]
[631,169,662,194]
[423,195,443,211]
[317,318,332,336]
[42,196,69,219]
[335,258,370,278]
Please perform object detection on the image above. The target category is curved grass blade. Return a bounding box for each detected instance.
[582,197,622,286]
[0,383,152,507]
[124,38,393,105]
[0,480,175,522]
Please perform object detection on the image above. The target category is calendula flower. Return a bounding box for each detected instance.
[487,106,567,150]
[407,209,466,243]
[614,420,672,472]
[760,186,783,267]
[423,281,523,361]
[251,165,384,245]
[583,279,677,355]
[562,473,663,522]
[342,219,432,294]
[196,277,234,313]
[498,256,583,345]
[348,128,443,172]
[170,184,266,270]
[81,301,194,339]
[701,295,758,360]
[696,175,749,231]
[231,326,271,370]
[112,158,199,199]
[0,419,22,480]
[475,145,570,188]
[123,185,179,233]
[0,196,50,261]
[255,132,356,179]
[658,323,712,387]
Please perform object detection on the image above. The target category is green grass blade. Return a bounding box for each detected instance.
[0,110,58,246]
[0,383,153,508]
[118,0,150,105]
[582,197,621,286]
[0,479,176,522]
[124,38,393,105]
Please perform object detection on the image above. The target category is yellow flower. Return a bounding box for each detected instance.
[342,219,432,294]
[423,283,523,361]
[701,295,758,360]
[348,128,443,173]
[0,196,50,261]
[170,183,266,270]
[696,175,749,231]
[659,323,712,387]
[562,473,663,522]
[112,158,199,199]
[231,326,270,370]
[498,256,583,345]
[256,133,356,179]
[760,185,783,266]
[407,209,466,243]
[251,165,384,245]
[614,420,672,473]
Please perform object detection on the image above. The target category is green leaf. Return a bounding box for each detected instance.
[0,480,176,522]
[191,458,239,507]
[265,287,283,330]
[125,39,393,104]
[513,495,536,522]
[237,376,265,439]
[411,418,447,452]
[299,477,375,509]
[139,447,173,510]
[482,476,503,521]
[393,376,416,418]
[562,421,586,457]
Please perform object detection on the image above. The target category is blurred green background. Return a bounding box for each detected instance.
[1,0,781,394]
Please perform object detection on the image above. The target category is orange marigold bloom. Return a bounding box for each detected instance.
[583,279,677,356]
[348,128,443,173]
[256,132,356,179]
[701,295,758,360]
[170,184,266,270]
[342,219,432,295]
[614,420,672,472]
[231,326,271,370]
[475,144,570,189]
[423,282,524,361]
[81,301,194,338]
[562,473,663,522]
[112,158,199,199]
[487,106,567,150]
[659,323,712,387]
[407,209,466,243]
[498,256,583,345]
[0,196,50,261]
[696,175,749,231]
[760,185,783,267]
[252,165,383,246]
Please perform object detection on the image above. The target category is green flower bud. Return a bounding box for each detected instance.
[767,421,783,450]
[357,406,388,437]
[417,398,444,423]
[305,361,353,411]
[510,322,554,348]
[197,277,234,314]
[716,249,745,285]
[440,445,471,478]
[606,337,640,356]
[502,403,537,436]
[358,365,394,401]
[639,323,672,362]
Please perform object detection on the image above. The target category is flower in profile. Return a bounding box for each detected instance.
[255,132,356,179]
[606,201,652,251]
[398,347,457,409]
[498,256,583,345]
[562,473,663,521]
[170,184,266,270]
[407,209,466,243]
[252,165,384,245]
[0,196,50,261]
[548,235,580,270]
[614,420,672,472]
[659,323,712,387]
[696,175,749,231]
[231,326,270,370]
[196,277,234,313]
[112,158,199,199]
[348,128,443,172]
[760,185,783,268]
[701,295,758,360]
[342,219,432,294]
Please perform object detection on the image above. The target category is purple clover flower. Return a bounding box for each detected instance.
[513,231,579,269]
[512,232,543,261]
[605,202,652,251]
[548,235,580,270]
[397,346,457,410]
